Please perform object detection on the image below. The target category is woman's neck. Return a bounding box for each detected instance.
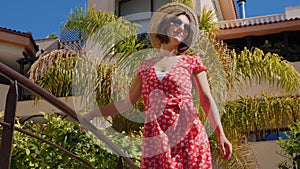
[160,43,179,56]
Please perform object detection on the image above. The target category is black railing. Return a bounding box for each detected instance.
[59,39,85,51]
[0,62,138,169]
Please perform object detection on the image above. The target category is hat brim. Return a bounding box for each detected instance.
[149,2,199,49]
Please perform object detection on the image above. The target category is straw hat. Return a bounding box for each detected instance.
[149,2,199,49]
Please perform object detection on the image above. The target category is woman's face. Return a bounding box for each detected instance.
[167,14,190,45]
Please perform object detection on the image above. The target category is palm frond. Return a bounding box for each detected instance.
[64,7,117,37]
[223,95,300,139]
[28,49,79,98]
[232,47,300,94]
[198,7,219,36]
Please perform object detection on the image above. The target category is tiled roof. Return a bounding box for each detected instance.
[217,14,300,40]
[219,17,300,30]
[0,26,33,36]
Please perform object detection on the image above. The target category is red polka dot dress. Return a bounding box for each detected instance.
[137,55,212,169]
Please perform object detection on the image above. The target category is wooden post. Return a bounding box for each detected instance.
[0,81,18,169]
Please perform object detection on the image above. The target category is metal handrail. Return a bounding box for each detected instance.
[0,120,95,169]
[0,61,138,169]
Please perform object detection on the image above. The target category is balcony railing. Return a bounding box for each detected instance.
[59,39,85,51]
[0,61,138,169]
[218,13,287,29]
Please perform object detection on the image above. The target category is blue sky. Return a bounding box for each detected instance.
[236,0,300,18]
[1,0,299,40]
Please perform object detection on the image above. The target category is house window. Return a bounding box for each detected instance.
[153,0,170,12]
[119,0,151,16]
[118,0,170,16]
[118,0,170,35]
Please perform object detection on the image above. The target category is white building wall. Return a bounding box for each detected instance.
[88,0,115,13]
[194,0,222,21]
[194,0,215,15]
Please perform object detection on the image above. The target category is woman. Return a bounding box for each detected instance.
[85,3,232,168]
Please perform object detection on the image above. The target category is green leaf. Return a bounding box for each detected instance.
[25,148,30,155]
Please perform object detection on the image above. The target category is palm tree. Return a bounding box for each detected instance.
[30,7,149,132]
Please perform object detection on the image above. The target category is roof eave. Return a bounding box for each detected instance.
[0,27,39,57]
[217,18,300,40]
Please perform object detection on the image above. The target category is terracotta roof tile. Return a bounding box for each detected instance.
[219,16,300,30]
[0,26,33,36]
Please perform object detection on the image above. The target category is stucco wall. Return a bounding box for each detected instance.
[0,88,80,119]
[0,84,9,113]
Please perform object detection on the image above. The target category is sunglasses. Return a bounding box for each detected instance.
[171,17,191,33]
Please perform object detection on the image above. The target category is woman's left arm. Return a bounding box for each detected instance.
[194,71,232,160]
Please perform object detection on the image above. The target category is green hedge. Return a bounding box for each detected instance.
[10,114,141,169]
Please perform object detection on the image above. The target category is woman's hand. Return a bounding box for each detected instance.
[80,109,101,131]
[83,109,101,121]
[218,134,232,160]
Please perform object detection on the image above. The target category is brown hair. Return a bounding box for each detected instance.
[156,12,194,54]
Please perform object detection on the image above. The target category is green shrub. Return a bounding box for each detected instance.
[11,114,141,168]
[277,121,300,169]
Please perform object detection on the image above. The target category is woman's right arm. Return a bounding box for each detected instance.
[84,75,142,120]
